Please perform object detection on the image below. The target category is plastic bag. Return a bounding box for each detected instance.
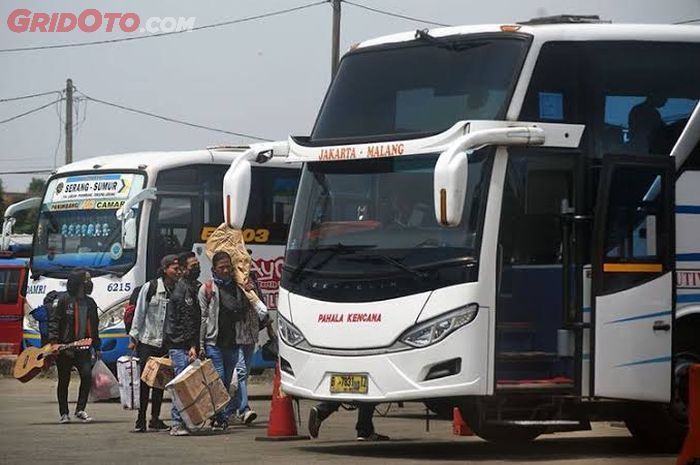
[90,359,120,401]
[229,367,239,397]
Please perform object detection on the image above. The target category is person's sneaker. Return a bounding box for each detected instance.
[242,410,257,426]
[59,414,71,424]
[134,418,146,433]
[75,411,93,423]
[148,418,169,431]
[210,418,227,431]
[169,424,190,436]
[357,432,390,442]
[308,406,322,438]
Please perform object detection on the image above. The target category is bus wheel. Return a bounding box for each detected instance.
[423,399,454,420]
[459,400,543,444]
[625,316,700,452]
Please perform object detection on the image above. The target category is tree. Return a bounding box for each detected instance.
[27,177,46,197]
[13,177,46,234]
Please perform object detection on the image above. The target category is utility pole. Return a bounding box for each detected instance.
[331,0,341,78]
[65,78,73,165]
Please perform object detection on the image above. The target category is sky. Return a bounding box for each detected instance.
[1,0,699,193]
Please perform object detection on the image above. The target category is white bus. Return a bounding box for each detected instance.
[24,147,300,367]
[224,19,700,449]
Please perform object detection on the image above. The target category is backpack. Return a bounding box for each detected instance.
[124,279,158,334]
[30,291,62,345]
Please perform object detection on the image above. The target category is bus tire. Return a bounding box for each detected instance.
[626,315,700,452]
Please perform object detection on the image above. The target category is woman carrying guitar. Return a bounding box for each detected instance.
[48,269,101,424]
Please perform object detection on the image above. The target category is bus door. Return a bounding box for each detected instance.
[591,154,674,401]
[0,262,26,354]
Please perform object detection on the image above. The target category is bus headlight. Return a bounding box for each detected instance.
[99,299,128,331]
[278,316,305,347]
[400,304,479,348]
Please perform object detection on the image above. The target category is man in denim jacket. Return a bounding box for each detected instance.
[129,254,180,432]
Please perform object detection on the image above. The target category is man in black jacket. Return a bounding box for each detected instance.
[48,270,101,424]
[163,251,201,436]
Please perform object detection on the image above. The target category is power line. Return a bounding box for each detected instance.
[77,92,271,141]
[0,98,63,125]
[0,1,328,53]
[674,18,700,24]
[0,169,54,175]
[343,0,450,27]
[0,90,62,103]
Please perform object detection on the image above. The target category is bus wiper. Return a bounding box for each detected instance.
[414,29,487,51]
[353,252,427,279]
[288,243,375,282]
[415,256,477,270]
[33,264,125,278]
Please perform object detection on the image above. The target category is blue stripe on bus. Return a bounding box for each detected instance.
[605,310,672,324]
[616,356,672,368]
[677,253,700,262]
[677,294,700,303]
[676,205,700,214]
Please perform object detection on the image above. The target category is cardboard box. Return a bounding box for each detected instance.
[140,356,174,390]
[166,359,230,429]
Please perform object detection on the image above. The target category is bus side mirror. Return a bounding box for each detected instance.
[123,218,137,249]
[433,125,546,227]
[223,157,251,229]
[434,151,469,227]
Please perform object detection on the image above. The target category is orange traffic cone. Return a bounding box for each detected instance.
[255,365,310,441]
[678,364,700,465]
[452,407,474,436]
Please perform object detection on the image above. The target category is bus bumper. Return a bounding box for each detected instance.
[278,311,490,402]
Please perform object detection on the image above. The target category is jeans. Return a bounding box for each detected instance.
[232,344,255,416]
[316,402,376,437]
[136,343,166,421]
[205,344,236,421]
[56,350,92,416]
[168,349,189,427]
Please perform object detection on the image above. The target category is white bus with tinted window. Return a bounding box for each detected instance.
[225,19,700,449]
[24,148,300,368]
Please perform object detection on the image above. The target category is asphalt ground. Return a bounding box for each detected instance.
[0,377,677,465]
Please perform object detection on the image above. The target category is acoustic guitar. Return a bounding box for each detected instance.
[14,338,93,383]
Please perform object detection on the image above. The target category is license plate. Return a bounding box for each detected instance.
[329,374,368,394]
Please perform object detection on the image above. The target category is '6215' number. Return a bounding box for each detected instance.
[107,282,132,293]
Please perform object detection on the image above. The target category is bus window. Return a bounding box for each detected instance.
[499,151,576,265]
[521,41,700,158]
[0,269,20,304]
[244,168,300,245]
[154,196,193,256]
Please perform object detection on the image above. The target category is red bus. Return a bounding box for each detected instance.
[0,256,28,355]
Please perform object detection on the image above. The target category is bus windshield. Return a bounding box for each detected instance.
[284,152,492,301]
[32,173,146,278]
[311,35,529,142]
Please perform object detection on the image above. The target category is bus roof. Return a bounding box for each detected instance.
[52,146,297,178]
[357,23,700,50]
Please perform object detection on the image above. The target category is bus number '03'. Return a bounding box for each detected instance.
[242,229,269,243]
[200,227,270,243]
[107,283,132,293]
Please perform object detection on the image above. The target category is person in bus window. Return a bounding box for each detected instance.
[628,93,667,154]
[129,254,180,433]
[308,401,389,441]
[48,270,100,424]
